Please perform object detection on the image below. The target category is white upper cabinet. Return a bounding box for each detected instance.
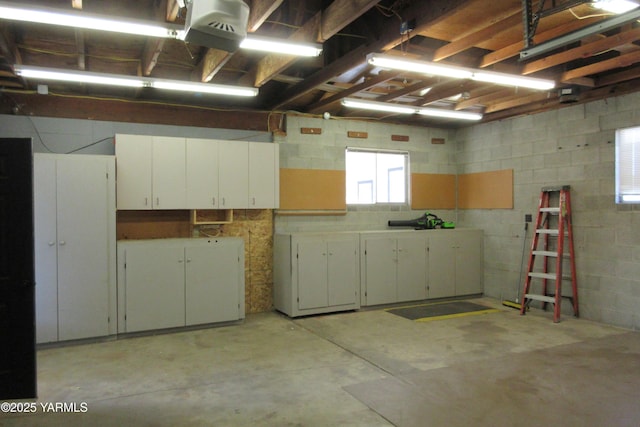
[249,142,279,209]
[152,136,186,209]
[218,140,249,209]
[116,134,279,210]
[186,138,219,209]
[115,134,153,209]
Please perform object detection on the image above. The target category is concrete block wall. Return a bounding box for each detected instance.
[274,115,458,233]
[454,93,640,330]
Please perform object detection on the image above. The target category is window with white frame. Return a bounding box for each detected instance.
[615,126,640,204]
[345,148,408,204]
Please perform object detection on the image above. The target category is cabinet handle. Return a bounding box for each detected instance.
[178,259,184,263]
[156,197,159,206]
[186,258,191,263]
[212,197,216,206]
[252,197,256,205]
[144,197,148,206]
[222,197,226,206]
[59,240,66,246]
[48,241,55,246]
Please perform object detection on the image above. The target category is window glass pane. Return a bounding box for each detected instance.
[616,126,640,204]
[346,149,407,205]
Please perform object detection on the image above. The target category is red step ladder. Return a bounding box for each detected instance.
[520,186,578,322]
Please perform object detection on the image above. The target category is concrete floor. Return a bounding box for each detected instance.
[2,297,639,427]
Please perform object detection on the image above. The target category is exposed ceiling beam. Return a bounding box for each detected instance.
[596,64,640,86]
[523,27,640,75]
[72,0,82,10]
[270,0,474,110]
[454,87,516,110]
[484,91,553,113]
[306,71,401,114]
[432,11,521,62]
[241,0,381,88]
[376,80,436,102]
[416,80,482,106]
[142,39,165,76]
[561,49,640,82]
[248,0,285,32]
[166,0,181,22]
[0,24,21,64]
[479,16,603,68]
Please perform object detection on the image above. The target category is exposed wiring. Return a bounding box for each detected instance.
[569,7,614,20]
[2,91,54,152]
[65,136,114,154]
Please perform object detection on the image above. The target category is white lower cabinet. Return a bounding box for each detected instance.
[118,238,244,333]
[360,232,428,306]
[274,233,359,317]
[428,229,484,297]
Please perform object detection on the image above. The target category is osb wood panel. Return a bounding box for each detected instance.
[411,173,456,209]
[458,169,513,209]
[117,210,191,240]
[279,168,346,211]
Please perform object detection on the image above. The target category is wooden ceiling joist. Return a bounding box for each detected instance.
[523,27,640,75]
[432,12,522,62]
[561,49,640,82]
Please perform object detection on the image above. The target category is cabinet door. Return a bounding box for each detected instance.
[56,156,111,341]
[427,234,456,299]
[33,155,58,343]
[454,231,483,295]
[363,237,397,305]
[296,238,329,310]
[396,236,427,302]
[115,134,153,209]
[218,140,249,208]
[152,136,186,209]
[248,142,278,208]
[185,243,240,325]
[124,246,186,332]
[186,138,219,209]
[327,237,358,307]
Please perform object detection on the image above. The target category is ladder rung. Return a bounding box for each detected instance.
[529,272,556,280]
[528,272,573,281]
[525,294,556,304]
[540,207,560,213]
[537,229,559,235]
[532,250,558,257]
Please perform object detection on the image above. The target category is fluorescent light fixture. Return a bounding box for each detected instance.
[15,65,258,97]
[341,98,482,121]
[240,36,322,57]
[367,54,472,79]
[341,98,416,114]
[153,78,258,97]
[367,53,556,91]
[14,65,145,88]
[592,0,640,13]
[417,107,482,121]
[472,70,555,90]
[0,2,319,57]
[0,2,181,38]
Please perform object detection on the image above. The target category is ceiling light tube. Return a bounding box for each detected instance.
[239,36,323,57]
[471,71,555,90]
[14,65,146,88]
[0,1,182,38]
[14,65,258,97]
[416,107,482,121]
[341,98,483,121]
[592,0,640,13]
[368,53,555,90]
[152,79,258,97]
[367,53,473,79]
[341,98,416,114]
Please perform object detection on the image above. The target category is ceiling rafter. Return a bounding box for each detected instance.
[306,71,401,114]
[432,11,522,62]
[522,27,640,75]
[561,49,640,83]
[270,0,475,110]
